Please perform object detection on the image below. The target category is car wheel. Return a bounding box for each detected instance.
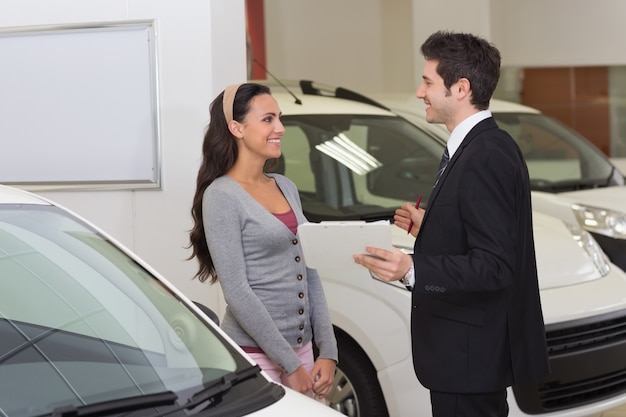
[324,332,389,417]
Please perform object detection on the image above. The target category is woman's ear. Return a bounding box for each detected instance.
[228,120,244,139]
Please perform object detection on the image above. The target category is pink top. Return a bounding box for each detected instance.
[273,208,298,235]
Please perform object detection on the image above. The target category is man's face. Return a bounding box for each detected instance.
[416,60,454,127]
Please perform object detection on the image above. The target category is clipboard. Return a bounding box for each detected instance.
[297,221,393,269]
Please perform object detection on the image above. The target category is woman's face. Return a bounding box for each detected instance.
[238,93,285,160]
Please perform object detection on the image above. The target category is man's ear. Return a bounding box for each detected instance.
[228,120,244,139]
[456,78,471,99]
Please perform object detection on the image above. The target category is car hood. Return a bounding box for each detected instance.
[531,187,626,227]
[251,387,342,416]
[556,186,626,212]
[390,210,604,291]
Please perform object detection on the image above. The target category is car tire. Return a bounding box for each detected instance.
[324,331,389,417]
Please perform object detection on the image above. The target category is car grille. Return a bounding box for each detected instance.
[513,309,626,414]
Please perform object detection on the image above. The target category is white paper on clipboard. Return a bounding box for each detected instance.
[297,220,393,269]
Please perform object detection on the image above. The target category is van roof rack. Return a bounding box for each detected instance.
[254,78,390,111]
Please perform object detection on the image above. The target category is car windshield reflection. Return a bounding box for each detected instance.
[273,114,444,222]
[0,205,273,417]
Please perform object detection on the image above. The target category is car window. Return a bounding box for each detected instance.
[277,114,444,222]
[494,113,619,190]
[0,205,271,417]
[282,125,316,194]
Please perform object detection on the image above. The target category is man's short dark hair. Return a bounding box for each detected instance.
[420,31,501,110]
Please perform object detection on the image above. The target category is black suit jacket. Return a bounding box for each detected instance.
[411,117,550,393]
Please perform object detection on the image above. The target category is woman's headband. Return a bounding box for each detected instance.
[222,83,243,123]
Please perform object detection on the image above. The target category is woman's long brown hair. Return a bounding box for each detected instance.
[188,83,271,283]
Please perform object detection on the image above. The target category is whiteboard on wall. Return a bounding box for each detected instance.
[0,21,161,190]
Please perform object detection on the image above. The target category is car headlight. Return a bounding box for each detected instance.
[564,221,611,276]
[572,204,626,240]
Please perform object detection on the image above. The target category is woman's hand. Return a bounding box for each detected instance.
[311,358,336,399]
[286,365,314,395]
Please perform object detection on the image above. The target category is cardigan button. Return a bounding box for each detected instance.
[292,238,298,245]
[298,308,304,315]
[295,256,301,262]
[298,292,304,299]
[297,337,303,344]
[297,274,303,280]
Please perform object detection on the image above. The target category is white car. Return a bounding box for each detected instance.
[0,184,343,417]
[378,94,626,274]
[256,79,626,417]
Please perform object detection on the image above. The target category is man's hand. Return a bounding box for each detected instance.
[394,202,424,237]
[353,247,413,283]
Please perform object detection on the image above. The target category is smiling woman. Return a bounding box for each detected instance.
[187,83,339,400]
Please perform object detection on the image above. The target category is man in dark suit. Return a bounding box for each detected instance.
[353,31,550,417]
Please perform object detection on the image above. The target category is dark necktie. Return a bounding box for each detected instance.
[434,147,450,187]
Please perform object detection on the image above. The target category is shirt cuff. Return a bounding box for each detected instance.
[399,263,415,287]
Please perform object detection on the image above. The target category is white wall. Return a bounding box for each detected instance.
[263,0,386,92]
[0,0,248,310]
[263,0,492,94]
[264,0,626,94]
[493,0,626,67]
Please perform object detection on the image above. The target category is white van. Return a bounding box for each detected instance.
[0,184,342,417]
[258,80,626,417]
[378,94,626,274]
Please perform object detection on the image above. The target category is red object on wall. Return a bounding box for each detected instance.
[246,0,266,79]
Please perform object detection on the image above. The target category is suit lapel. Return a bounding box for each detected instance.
[419,118,498,229]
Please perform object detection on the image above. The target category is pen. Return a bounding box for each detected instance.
[407,195,422,235]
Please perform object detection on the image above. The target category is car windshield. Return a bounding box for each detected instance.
[275,110,626,223]
[0,204,275,417]
[274,114,444,222]
[493,112,625,191]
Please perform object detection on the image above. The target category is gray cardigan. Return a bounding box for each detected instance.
[203,173,338,374]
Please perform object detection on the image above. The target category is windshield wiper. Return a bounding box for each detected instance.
[532,178,608,192]
[46,391,178,417]
[305,208,395,223]
[149,365,262,417]
[46,366,262,417]
[357,210,395,222]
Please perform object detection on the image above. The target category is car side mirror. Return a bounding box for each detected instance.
[193,301,220,325]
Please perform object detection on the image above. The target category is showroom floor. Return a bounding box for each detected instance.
[604,404,626,416]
